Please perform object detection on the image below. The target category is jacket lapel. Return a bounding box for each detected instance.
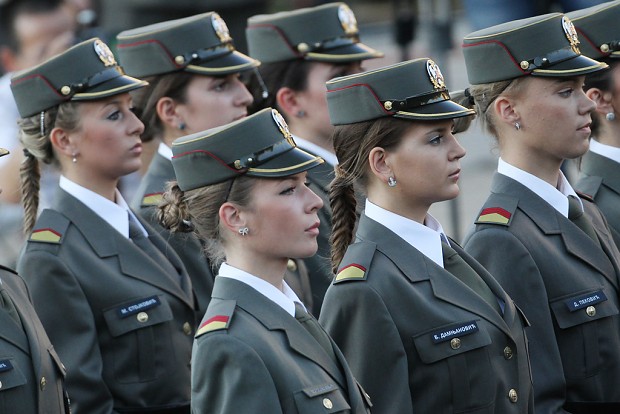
[581,151,620,196]
[356,215,513,338]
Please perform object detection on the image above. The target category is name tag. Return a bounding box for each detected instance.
[565,291,607,312]
[117,296,161,318]
[0,360,13,372]
[431,321,479,344]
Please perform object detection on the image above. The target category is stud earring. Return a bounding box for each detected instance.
[515,122,521,131]
[178,122,186,131]
[296,110,306,118]
[387,177,397,187]
[238,227,249,236]
[606,112,616,121]
[72,153,77,164]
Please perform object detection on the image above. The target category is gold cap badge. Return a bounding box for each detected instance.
[338,4,358,35]
[561,16,580,54]
[211,13,232,43]
[426,59,445,89]
[93,39,116,67]
[272,109,294,145]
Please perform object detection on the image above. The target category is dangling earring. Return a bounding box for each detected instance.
[178,122,186,131]
[515,122,521,131]
[238,227,249,236]
[387,176,397,187]
[606,112,616,121]
[72,153,77,164]
[296,110,306,118]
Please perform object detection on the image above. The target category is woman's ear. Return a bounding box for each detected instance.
[275,87,302,119]
[156,96,183,129]
[585,88,613,115]
[494,94,520,126]
[219,202,246,235]
[368,146,392,184]
[49,127,75,158]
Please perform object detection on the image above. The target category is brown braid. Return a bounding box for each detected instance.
[19,150,40,235]
[330,117,412,273]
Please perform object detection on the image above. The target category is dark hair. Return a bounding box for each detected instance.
[329,117,412,273]
[245,60,313,116]
[584,58,617,136]
[132,71,193,142]
[0,0,63,53]
[158,176,255,267]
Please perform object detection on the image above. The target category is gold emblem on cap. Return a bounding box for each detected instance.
[520,60,530,70]
[60,85,72,96]
[383,101,393,110]
[601,43,610,53]
[297,42,310,53]
[426,59,445,90]
[271,109,295,146]
[338,4,358,35]
[93,39,116,67]
[211,13,232,43]
[561,16,580,54]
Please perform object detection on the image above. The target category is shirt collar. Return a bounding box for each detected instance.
[497,158,579,217]
[158,142,173,160]
[365,199,448,267]
[59,175,142,238]
[293,135,338,166]
[589,139,620,164]
[217,263,303,317]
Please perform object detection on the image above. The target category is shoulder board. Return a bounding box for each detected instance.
[195,299,236,338]
[573,175,602,200]
[475,194,518,227]
[29,210,70,244]
[334,241,377,284]
[141,192,163,207]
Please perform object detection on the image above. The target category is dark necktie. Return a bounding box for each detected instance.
[0,288,22,327]
[441,243,501,314]
[128,215,179,279]
[567,196,601,247]
[294,302,337,363]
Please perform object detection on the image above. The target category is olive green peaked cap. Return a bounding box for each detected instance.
[246,2,383,63]
[462,13,607,85]
[11,38,147,118]
[116,12,259,78]
[171,108,324,191]
[568,1,620,60]
[326,58,474,125]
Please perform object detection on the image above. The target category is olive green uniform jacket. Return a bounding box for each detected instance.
[17,188,197,414]
[575,150,620,248]
[320,214,534,414]
[191,276,372,414]
[463,173,620,414]
[0,265,69,413]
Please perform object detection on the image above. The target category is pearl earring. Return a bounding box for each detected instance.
[72,153,77,163]
[606,112,616,121]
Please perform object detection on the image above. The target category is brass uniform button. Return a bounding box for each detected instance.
[287,259,297,272]
[175,55,185,65]
[383,101,393,110]
[322,398,333,409]
[183,322,192,335]
[450,338,461,350]
[137,312,149,323]
[508,388,518,403]
[40,377,47,390]
[503,346,513,360]
[297,43,310,53]
[586,306,596,317]
[60,86,71,96]
[520,61,529,70]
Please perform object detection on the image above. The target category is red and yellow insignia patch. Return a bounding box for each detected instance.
[477,207,512,225]
[196,315,230,336]
[30,228,62,243]
[335,263,366,282]
[142,193,163,206]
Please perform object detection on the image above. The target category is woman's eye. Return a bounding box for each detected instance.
[107,111,121,121]
[280,186,296,195]
[429,135,442,145]
[559,88,573,97]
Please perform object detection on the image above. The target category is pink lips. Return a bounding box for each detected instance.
[306,221,320,235]
[449,168,461,180]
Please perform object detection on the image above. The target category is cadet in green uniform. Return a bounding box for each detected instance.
[158,108,372,413]
[456,12,620,413]
[0,147,70,414]
[116,12,314,315]
[318,58,533,414]
[569,1,620,247]
[12,38,196,414]
[244,2,383,315]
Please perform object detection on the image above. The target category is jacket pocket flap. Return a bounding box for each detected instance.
[103,295,173,337]
[0,358,26,391]
[550,288,618,329]
[295,383,351,413]
[413,320,491,364]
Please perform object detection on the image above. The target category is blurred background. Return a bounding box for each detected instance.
[0,0,609,266]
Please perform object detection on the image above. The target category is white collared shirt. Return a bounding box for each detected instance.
[293,135,338,166]
[59,175,146,238]
[589,139,620,164]
[157,142,173,161]
[218,263,304,317]
[365,199,448,268]
[497,158,580,218]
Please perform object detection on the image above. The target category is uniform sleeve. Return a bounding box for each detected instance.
[191,333,283,414]
[320,282,412,414]
[464,228,570,414]
[18,250,118,414]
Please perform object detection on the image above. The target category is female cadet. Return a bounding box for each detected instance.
[457,12,620,413]
[318,58,534,414]
[158,108,372,413]
[113,12,311,317]
[11,38,196,414]
[0,148,69,414]
[244,2,383,315]
[568,1,620,247]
